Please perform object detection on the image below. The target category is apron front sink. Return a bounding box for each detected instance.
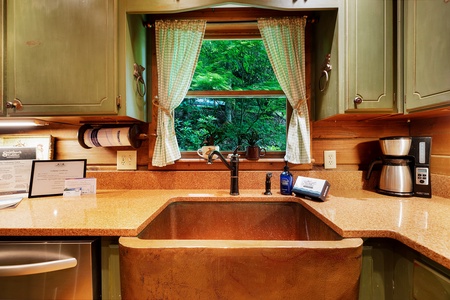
[120,199,363,299]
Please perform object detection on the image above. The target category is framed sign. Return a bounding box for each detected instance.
[28,159,87,198]
[0,135,54,160]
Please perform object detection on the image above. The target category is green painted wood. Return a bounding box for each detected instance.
[358,244,395,300]
[404,0,450,113]
[315,0,397,120]
[346,0,395,111]
[0,1,4,116]
[122,13,148,122]
[124,0,340,13]
[313,10,340,120]
[413,260,450,300]
[5,0,118,116]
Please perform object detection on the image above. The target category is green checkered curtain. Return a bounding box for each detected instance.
[152,20,206,167]
[258,17,311,164]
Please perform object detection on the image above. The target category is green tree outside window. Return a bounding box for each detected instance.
[176,40,287,152]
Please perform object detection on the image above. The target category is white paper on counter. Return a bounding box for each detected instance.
[0,193,27,209]
[0,160,33,194]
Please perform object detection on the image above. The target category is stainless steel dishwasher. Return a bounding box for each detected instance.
[0,238,100,300]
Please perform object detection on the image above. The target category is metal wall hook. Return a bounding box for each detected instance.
[319,54,332,92]
[133,63,146,97]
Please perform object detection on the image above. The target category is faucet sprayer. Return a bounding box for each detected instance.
[207,146,240,195]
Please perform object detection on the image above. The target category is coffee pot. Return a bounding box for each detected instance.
[366,136,432,198]
[367,157,413,196]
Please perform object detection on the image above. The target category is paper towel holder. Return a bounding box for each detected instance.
[78,124,147,149]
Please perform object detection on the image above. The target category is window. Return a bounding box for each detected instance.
[148,7,313,167]
[175,39,287,153]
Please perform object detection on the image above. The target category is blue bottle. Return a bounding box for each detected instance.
[280,161,293,195]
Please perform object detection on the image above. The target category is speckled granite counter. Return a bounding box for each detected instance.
[299,190,450,269]
[0,189,448,270]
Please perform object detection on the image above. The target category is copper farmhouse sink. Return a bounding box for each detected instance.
[120,199,363,300]
[138,201,341,241]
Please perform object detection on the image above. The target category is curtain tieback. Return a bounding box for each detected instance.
[294,99,307,116]
[153,96,173,117]
[153,96,176,134]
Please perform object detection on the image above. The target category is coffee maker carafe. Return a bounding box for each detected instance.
[366,136,432,198]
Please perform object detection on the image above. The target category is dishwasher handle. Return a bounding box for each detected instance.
[0,257,77,276]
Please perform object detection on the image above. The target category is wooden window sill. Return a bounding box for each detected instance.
[147,158,312,171]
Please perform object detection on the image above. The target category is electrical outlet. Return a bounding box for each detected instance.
[117,150,137,170]
[324,150,337,169]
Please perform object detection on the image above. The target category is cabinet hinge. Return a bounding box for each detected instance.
[116,95,121,109]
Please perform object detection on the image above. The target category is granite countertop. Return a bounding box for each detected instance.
[0,189,448,269]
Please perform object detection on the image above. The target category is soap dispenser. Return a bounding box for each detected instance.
[280,160,293,195]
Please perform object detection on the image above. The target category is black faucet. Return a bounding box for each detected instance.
[207,146,240,196]
[264,172,272,195]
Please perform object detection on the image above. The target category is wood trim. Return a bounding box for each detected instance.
[186,90,285,98]
[182,150,284,159]
[146,158,312,171]
[145,8,318,39]
[205,22,261,39]
[146,8,316,23]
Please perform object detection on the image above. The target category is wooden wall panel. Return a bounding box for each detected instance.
[430,156,450,177]
[410,115,450,175]
[409,116,450,155]
[55,140,150,167]
[313,138,379,168]
[1,116,448,175]
[0,124,150,169]
[312,119,410,139]
[312,119,410,168]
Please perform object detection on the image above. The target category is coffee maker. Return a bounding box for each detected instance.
[366,136,432,198]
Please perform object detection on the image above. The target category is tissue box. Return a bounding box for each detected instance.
[292,176,330,201]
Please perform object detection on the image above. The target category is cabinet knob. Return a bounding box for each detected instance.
[6,99,23,111]
[354,96,363,105]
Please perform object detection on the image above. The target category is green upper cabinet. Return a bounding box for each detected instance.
[0,1,3,116]
[4,0,146,121]
[404,0,450,113]
[315,0,397,120]
[5,0,115,116]
[346,0,395,112]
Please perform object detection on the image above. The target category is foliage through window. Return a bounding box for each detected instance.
[175,39,287,152]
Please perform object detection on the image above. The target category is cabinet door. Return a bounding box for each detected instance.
[0,0,4,116]
[413,260,450,300]
[346,0,396,112]
[5,0,117,116]
[404,0,450,113]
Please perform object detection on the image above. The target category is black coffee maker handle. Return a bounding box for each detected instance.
[366,159,383,180]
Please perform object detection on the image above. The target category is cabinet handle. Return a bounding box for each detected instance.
[0,257,77,276]
[354,96,363,105]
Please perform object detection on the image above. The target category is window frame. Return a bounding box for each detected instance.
[180,33,291,159]
[147,7,312,171]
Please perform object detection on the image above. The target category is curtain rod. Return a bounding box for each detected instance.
[143,17,318,28]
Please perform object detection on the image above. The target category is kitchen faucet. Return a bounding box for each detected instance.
[207,146,240,196]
